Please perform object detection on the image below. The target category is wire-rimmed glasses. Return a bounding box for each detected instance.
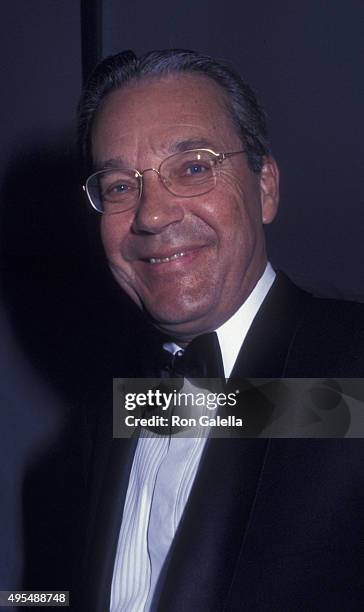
[83,148,245,214]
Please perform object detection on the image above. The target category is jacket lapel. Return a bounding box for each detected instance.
[80,394,138,612]
[231,272,310,378]
[153,438,270,612]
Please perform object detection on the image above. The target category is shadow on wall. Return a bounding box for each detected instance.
[0,136,124,403]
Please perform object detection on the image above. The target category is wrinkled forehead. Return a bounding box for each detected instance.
[91,73,242,166]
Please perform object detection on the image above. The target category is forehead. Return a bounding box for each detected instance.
[91,73,242,165]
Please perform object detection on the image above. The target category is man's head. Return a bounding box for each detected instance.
[78,49,279,342]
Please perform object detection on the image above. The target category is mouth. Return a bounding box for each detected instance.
[137,245,208,266]
[148,251,186,264]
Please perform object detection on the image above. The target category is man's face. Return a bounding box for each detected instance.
[91,74,279,342]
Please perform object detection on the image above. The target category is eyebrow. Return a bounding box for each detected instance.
[93,156,127,172]
[171,138,217,152]
[93,138,218,171]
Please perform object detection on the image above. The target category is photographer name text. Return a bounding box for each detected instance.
[124,414,243,428]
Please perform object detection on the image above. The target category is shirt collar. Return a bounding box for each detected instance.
[216,262,276,377]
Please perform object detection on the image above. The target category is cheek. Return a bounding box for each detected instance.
[100,216,114,254]
[100,216,128,261]
[100,216,144,306]
[207,175,261,250]
[100,216,141,288]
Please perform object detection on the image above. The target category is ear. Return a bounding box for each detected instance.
[259,156,279,224]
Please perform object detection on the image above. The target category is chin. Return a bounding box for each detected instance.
[142,294,217,336]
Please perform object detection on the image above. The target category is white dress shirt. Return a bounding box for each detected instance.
[109,263,276,612]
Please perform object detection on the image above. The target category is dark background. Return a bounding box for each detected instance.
[0,0,363,593]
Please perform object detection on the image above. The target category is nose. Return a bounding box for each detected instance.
[131,169,184,234]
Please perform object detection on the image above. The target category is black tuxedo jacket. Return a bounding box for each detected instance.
[78,273,364,611]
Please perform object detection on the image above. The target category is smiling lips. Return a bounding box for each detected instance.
[136,244,209,266]
[149,251,186,264]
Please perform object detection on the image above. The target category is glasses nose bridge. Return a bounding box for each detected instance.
[138,166,165,199]
[140,166,161,179]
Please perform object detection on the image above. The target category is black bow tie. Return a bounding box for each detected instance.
[140,332,226,431]
[160,332,225,380]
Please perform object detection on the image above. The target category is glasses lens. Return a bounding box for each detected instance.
[161,150,217,197]
[86,169,140,213]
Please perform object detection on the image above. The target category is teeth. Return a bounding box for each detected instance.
[149,252,185,264]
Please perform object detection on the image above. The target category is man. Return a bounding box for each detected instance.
[77,49,364,611]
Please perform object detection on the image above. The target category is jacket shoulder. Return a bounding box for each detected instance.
[287,291,364,376]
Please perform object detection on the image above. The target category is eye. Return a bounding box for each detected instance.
[185,163,208,175]
[100,177,137,201]
[105,182,129,195]
[163,152,214,185]
[177,161,212,180]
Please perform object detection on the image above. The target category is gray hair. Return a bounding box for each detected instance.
[78,48,270,173]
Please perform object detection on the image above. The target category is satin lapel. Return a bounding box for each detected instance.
[153,438,270,612]
[81,402,137,612]
[231,272,310,378]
